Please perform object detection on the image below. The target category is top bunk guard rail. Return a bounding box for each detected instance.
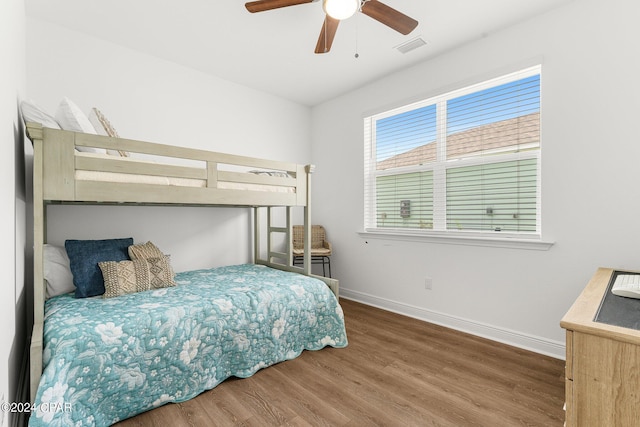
[26,122,308,207]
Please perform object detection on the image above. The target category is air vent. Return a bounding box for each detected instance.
[395,37,427,54]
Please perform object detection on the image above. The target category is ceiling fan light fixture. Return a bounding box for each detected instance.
[322,0,359,20]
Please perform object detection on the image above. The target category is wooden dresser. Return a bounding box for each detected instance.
[560,267,640,426]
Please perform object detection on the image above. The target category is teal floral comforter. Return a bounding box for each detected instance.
[29,264,348,426]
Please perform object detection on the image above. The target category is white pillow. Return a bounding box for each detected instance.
[55,97,103,153]
[43,244,75,298]
[55,97,96,133]
[20,100,61,129]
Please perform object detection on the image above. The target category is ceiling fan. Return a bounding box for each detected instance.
[245,0,419,54]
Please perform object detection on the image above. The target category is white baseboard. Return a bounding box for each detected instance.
[340,288,566,360]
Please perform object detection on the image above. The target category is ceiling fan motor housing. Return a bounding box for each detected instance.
[322,0,360,20]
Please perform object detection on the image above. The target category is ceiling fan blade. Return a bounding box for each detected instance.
[315,15,340,54]
[245,0,313,13]
[360,0,418,35]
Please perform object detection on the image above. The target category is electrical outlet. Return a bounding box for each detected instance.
[425,277,432,290]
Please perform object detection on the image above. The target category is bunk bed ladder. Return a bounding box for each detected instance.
[253,206,311,275]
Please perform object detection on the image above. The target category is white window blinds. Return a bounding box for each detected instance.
[364,66,541,237]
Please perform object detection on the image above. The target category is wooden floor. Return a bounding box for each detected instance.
[116,299,566,427]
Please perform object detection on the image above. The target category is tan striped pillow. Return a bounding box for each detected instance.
[88,107,129,157]
[99,256,176,298]
[128,241,165,260]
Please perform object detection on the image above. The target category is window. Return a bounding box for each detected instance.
[364,66,541,239]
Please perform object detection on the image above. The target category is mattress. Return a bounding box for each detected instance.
[29,264,347,427]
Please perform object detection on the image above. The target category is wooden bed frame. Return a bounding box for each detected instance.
[26,122,338,402]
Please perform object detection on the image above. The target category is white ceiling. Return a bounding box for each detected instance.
[25,0,572,106]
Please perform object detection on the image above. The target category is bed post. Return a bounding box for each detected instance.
[253,207,260,263]
[28,123,45,402]
[266,207,272,262]
[303,165,314,276]
[286,206,292,267]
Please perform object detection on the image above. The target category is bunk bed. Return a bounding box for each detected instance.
[26,122,346,426]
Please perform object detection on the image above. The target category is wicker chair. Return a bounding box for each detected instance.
[292,225,332,277]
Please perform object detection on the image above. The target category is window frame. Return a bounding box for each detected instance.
[363,66,550,247]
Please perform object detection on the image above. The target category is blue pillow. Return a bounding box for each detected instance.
[65,238,134,298]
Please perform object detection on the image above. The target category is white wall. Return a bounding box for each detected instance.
[311,0,640,358]
[26,19,312,272]
[0,0,28,424]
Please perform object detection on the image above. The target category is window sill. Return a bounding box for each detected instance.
[358,230,554,251]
